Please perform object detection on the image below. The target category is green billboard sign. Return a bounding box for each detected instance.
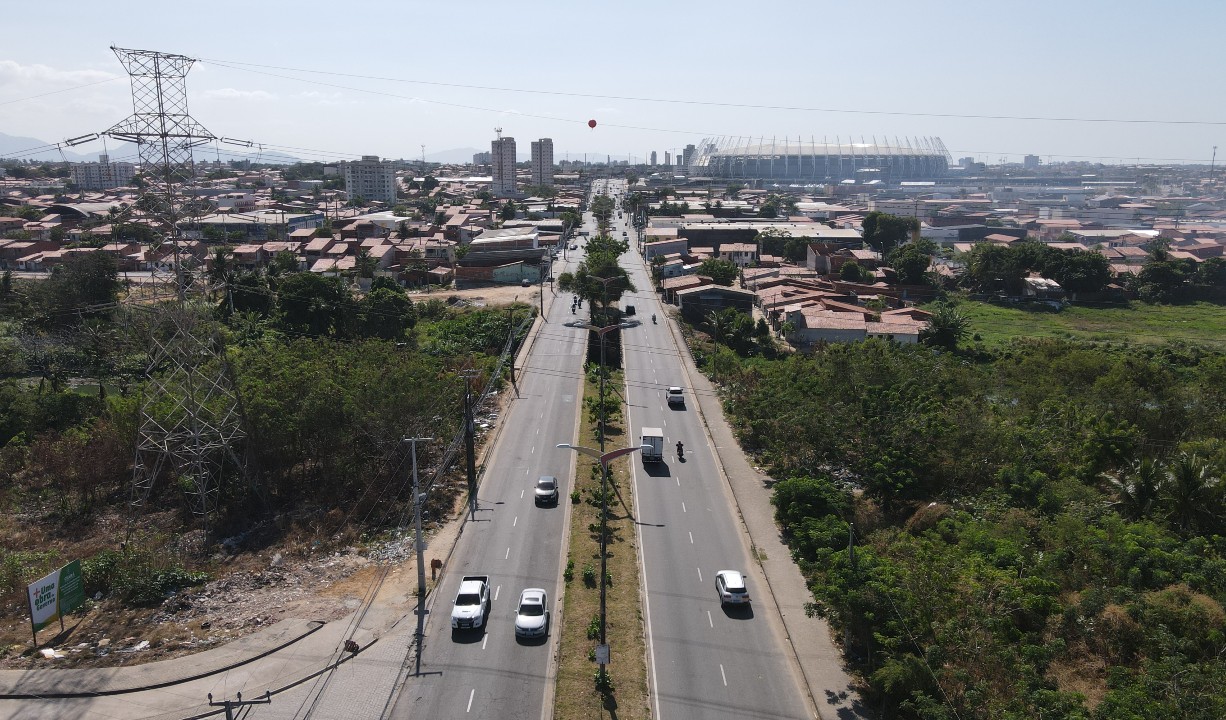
[27,560,86,636]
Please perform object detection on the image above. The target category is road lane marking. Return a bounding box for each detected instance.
[707,610,713,628]
[676,477,680,486]
[505,547,510,559]
[467,688,475,712]
[520,489,525,499]
[689,531,694,544]
[495,585,501,600]
[697,567,703,582]
[630,438,662,720]
[682,502,686,513]
[513,516,518,527]
[720,664,727,687]
[482,634,489,650]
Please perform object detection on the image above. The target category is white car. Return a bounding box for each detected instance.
[667,386,685,407]
[515,588,549,638]
[715,570,750,606]
[534,476,559,506]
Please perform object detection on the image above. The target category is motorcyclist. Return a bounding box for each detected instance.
[651,313,657,324]
[676,440,684,457]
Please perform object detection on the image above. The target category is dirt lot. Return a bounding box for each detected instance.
[409,282,543,308]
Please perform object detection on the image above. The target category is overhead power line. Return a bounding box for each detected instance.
[198,56,1226,128]
[0,76,124,107]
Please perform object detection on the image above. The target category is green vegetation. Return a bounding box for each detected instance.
[706,335,1226,718]
[952,299,1226,350]
[697,257,737,286]
[0,260,533,613]
[962,240,1112,295]
[557,232,635,323]
[863,211,919,255]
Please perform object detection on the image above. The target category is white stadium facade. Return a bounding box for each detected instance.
[687,136,951,183]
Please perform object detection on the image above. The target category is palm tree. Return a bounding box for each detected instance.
[1162,453,1222,535]
[920,302,970,349]
[1102,457,1162,520]
[353,248,378,280]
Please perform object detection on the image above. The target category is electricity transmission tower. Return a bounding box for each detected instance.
[105,47,248,523]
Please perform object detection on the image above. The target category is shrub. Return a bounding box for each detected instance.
[564,558,575,583]
[594,668,615,695]
[586,614,601,640]
[582,563,597,588]
[82,546,208,606]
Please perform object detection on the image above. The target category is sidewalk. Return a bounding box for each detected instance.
[657,270,872,719]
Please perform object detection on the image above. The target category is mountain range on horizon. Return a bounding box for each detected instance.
[2,134,633,167]
[0,132,303,165]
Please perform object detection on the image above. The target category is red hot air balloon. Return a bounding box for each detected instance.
[588,119,597,129]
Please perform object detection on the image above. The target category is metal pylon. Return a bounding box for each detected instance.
[106,47,246,521]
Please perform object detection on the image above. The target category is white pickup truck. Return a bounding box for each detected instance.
[451,575,491,631]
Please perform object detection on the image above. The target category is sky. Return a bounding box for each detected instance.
[1,0,1223,166]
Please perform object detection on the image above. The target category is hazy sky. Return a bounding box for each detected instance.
[1,0,1222,166]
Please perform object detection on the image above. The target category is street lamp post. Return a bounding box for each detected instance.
[557,441,650,676]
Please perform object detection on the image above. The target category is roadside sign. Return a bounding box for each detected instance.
[595,643,610,665]
[27,560,85,643]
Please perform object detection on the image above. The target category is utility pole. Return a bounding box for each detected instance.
[404,435,433,677]
[462,372,478,520]
[208,691,270,720]
[506,307,518,391]
[846,522,856,658]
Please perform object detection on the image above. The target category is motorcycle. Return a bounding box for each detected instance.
[651,314,657,324]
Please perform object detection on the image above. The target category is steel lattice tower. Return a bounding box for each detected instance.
[106,47,247,521]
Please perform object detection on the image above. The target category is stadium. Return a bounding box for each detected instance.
[687,136,950,183]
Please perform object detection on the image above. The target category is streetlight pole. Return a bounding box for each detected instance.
[556,441,650,677]
[404,435,433,676]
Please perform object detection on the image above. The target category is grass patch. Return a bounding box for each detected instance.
[953,299,1226,349]
[554,368,649,720]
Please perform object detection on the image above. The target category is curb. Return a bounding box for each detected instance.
[178,635,379,720]
[0,620,325,700]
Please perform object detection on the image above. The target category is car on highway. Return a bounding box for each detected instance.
[667,386,685,407]
[534,476,559,506]
[715,570,751,606]
[514,588,549,638]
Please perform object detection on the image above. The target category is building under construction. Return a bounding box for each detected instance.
[687,136,950,183]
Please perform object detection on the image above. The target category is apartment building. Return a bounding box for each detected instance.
[70,154,136,190]
[492,136,517,196]
[343,155,397,205]
[530,138,554,187]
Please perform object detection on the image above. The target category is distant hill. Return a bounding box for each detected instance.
[0,132,301,165]
[422,147,484,164]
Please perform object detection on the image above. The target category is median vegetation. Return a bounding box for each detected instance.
[554,364,649,719]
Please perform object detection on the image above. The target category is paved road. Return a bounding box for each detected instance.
[606,180,814,720]
[386,195,596,720]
